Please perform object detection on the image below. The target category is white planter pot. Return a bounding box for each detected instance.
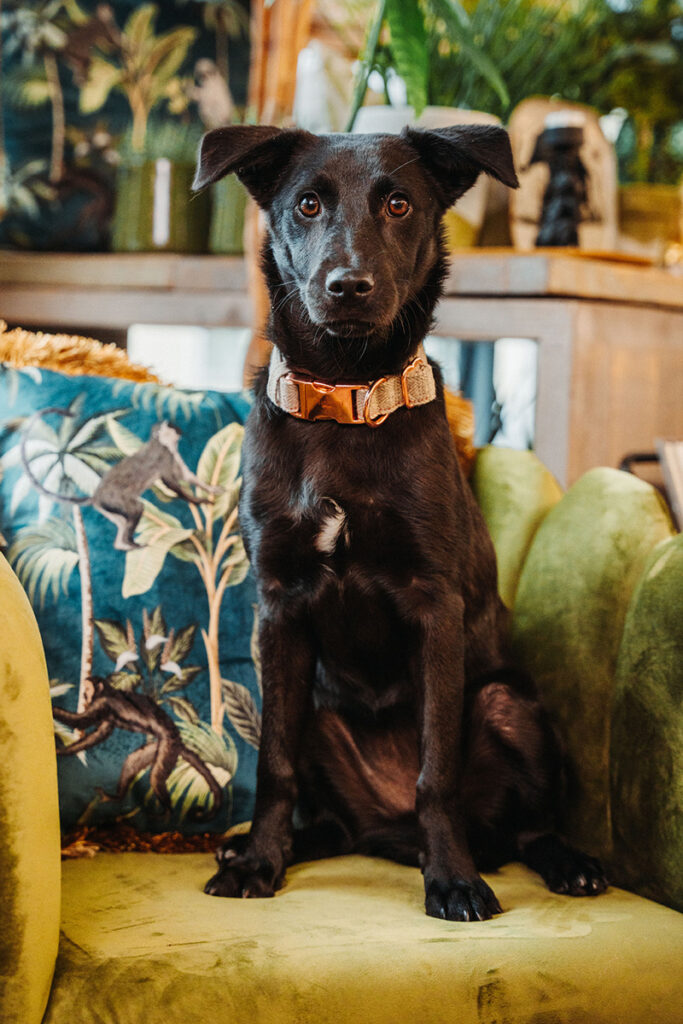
[353,105,502,248]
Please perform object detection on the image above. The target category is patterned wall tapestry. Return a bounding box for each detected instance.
[0,0,250,251]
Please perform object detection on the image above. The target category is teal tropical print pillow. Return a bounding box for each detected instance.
[0,364,261,834]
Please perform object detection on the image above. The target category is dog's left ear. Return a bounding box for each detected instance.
[193,124,314,207]
[402,124,519,208]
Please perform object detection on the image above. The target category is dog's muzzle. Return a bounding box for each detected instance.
[266,346,437,426]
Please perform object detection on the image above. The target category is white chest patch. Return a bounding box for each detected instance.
[315,498,348,555]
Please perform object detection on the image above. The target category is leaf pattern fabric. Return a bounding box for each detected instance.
[0,364,260,834]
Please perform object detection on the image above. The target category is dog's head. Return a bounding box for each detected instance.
[194,124,517,349]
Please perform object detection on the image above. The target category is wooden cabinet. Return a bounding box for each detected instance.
[1,249,681,486]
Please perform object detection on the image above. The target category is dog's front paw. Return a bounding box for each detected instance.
[543,847,608,897]
[424,875,502,922]
[204,847,281,899]
[522,834,608,897]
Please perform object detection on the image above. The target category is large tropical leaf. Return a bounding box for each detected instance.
[162,720,237,820]
[145,29,198,102]
[385,0,428,116]
[106,670,142,691]
[68,408,126,451]
[427,0,509,107]
[62,453,101,495]
[122,502,195,598]
[79,56,123,114]
[107,416,143,456]
[159,664,202,695]
[123,536,192,598]
[95,618,136,663]
[166,695,199,724]
[17,76,51,108]
[166,623,197,664]
[196,422,244,520]
[221,678,261,749]
[141,605,168,673]
[220,535,249,588]
[9,519,79,606]
[250,606,262,695]
[124,3,157,50]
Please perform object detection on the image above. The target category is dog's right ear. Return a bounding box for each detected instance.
[401,124,519,208]
[193,125,314,208]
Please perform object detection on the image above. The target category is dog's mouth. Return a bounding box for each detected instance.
[322,319,378,338]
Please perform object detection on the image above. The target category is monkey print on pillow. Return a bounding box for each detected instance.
[0,365,260,836]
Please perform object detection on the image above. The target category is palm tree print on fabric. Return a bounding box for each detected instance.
[3,393,125,711]
[1,388,258,827]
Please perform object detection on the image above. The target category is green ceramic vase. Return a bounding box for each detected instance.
[209,174,248,254]
[111,159,210,253]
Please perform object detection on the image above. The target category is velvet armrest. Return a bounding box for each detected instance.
[0,554,61,1024]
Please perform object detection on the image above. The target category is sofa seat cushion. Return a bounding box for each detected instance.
[45,853,683,1024]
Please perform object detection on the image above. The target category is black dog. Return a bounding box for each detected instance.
[193,124,607,921]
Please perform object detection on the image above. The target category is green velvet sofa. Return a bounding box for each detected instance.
[2,447,682,1024]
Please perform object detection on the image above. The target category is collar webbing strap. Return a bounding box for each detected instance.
[266,343,436,427]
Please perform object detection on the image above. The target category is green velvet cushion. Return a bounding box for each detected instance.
[610,534,683,911]
[43,853,683,1024]
[511,468,675,862]
[471,446,563,608]
[0,365,260,835]
[0,554,61,1024]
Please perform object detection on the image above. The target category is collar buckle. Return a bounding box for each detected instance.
[287,374,366,424]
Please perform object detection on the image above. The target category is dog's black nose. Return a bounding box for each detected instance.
[325,268,375,299]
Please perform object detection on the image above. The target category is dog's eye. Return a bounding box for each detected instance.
[299,194,321,218]
[387,194,410,217]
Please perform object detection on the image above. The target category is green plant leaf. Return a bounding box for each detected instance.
[106,671,142,691]
[160,664,201,694]
[221,678,261,749]
[79,57,123,114]
[122,520,195,598]
[95,619,133,663]
[19,78,52,107]
[124,3,158,51]
[429,0,509,107]
[107,416,143,456]
[250,606,261,695]
[166,695,199,724]
[167,623,197,664]
[346,0,387,131]
[220,535,249,588]
[9,519,79,606]
[145,27,198,83]
[385,0,428,116]
[196,422,244,520]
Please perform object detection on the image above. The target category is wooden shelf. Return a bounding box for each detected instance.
[0,253,251,331]
[1,249,681,486]
[1,250,680,333]
[442,249,683,310]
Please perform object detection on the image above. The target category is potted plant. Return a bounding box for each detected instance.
[345,0,510,246]
[78,3,209,253]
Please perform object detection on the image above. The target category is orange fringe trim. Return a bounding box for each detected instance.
[61,823,221,858]
[0,320,161,383]
[60,820,251,859]
[444,389,477,477]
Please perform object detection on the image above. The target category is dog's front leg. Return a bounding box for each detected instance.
[204,613,314,898]
[416,593,502,921]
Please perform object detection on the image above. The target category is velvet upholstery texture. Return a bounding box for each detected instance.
[43,853,683,1024]
[0,554,61,1024]
[511,468,675,863]
[1,448,682,1024]
[470,446,563,609]
[610,534,683,911]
